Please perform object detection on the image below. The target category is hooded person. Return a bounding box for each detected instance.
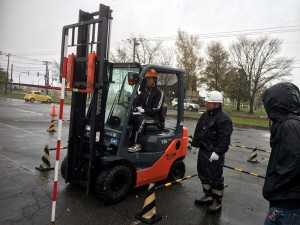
[261,82,300,225]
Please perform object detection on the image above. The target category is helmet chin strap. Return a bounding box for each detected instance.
[214,103,221,109]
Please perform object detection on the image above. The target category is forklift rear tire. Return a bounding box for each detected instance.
[96,165,133,204]
[61,156,67,180]
[61,156,87,189]
[167,160,186,181]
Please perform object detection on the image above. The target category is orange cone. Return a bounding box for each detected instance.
[51,104,57,117]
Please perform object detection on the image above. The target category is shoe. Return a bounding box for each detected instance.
[195,195,213,205]
[207,198,222,214]
[128,144,141,153]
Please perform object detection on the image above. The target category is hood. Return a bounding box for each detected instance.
[261,82,300,122]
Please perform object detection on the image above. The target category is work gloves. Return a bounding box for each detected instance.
[209,152,219,162]
[136,106,145,113]
[191,147,198,154]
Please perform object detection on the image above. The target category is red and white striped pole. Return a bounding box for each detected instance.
[50,32,68,225]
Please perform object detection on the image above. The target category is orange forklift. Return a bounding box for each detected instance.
[60,4,188,204]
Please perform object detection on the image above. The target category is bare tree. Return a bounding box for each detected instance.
[157,46,176,67]
[225,68,249,111]
[156,46,176,89]
[230,36,294,114]
[176,30,204,98]
[135,38,163,64]
[202,41,231,92]
[50,60,60,82]
[110,45,132,63]
[110,37,162,64]
[50,60,68,96]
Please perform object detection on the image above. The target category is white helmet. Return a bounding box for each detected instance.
[205,91,223,103]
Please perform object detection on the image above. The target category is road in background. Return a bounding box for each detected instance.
[0,97,270,225]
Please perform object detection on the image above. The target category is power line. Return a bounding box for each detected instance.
[4,59,46,65]
[14,50,60,55]
[0,51,52,64]
[144,25,300,41]
[1,24,299,64]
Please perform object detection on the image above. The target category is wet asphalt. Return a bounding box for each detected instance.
[0,97,270,225]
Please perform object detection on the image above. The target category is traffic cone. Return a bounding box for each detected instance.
[135,183,162,224]
[47,119,56,132]
[247,147,259,163]
[35,145,54,171]
[50,104,57,117]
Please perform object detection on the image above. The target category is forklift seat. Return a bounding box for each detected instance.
[145,105,167,132]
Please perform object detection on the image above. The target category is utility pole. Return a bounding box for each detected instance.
[132,38,139,62]
[44,61,49,94]
[10,64,13,93]
[4,53,10,96]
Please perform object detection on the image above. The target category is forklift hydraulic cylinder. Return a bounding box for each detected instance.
[87,52,96,90]
[67,53,75,88]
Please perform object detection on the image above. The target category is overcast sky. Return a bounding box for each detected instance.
[0,0,299,88]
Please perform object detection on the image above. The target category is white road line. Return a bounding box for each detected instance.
[0,122,45,136]
[0,153,35,174]
[11,108,44,115]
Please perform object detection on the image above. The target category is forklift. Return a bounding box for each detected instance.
[60,4,188,204]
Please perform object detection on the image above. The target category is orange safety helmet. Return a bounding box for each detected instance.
[145,69,158,78]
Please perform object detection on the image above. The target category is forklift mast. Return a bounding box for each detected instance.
[60,4,112,194]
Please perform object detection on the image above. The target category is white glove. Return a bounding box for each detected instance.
[209,152,219,162]
[191,147,198,154]
[136,106,145,113]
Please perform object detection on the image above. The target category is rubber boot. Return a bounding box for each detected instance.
[195,195,213,205]
[195,184,212,205]
[207,194,222,214]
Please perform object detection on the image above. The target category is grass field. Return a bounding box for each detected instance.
[1,89,269,129]
[184,108,269,129]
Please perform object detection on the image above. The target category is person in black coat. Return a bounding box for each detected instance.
[128,69,164,152]
[191,91,233,213]
[261,82,300,225]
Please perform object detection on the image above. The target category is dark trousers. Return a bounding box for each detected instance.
[130,114,153,145]
[264,207,300,225]
[197,149,224,200]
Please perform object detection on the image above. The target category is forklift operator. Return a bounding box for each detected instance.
[128,69,164,153]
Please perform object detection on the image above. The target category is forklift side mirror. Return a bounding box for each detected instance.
[128,72,139,85]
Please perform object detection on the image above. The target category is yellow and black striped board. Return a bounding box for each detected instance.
[230,144,271,153]
[155,174,198,190]
[224,165,265,179]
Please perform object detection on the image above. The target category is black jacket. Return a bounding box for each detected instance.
[135,85,164,118]
[261,82,300,209]
[191,106,233,155]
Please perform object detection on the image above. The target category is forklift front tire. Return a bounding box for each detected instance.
[96,165,133,204]
[61,157,67,180]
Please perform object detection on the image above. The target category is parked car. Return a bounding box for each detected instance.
[24,91,52,103]
[172,98,200,111]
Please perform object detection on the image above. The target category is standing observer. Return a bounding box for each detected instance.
[191,91,233,213]
[261,82,300,225]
